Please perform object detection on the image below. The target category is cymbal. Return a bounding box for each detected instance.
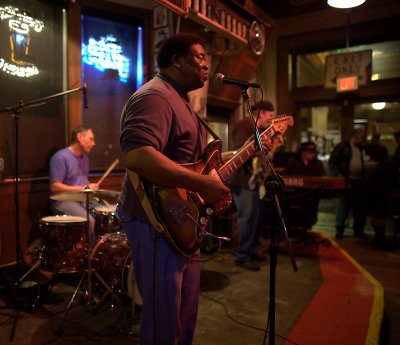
[50,189,121,202]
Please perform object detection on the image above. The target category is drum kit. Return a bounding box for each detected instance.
[31,187,140,332]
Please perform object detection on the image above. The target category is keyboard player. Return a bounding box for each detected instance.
[283,141,325,233]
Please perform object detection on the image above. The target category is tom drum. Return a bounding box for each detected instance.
[39,215,88,273]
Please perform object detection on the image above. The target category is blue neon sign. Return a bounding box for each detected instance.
[82,34,130,83]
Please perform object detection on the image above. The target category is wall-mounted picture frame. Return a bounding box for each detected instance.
[154,26,170,51]
[154,6,168,28]
[153,1,188,18]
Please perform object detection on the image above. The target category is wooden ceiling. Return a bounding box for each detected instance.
[251,0,399,19]
[252,0,330,19]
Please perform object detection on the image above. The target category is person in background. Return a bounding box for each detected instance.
[364,133,389,163]
[284,141,325,232]
[328,128,368,239]
[285,141,325,176]
[116,33,273,345]
[49,126,98,243]
[230,100,284,271]
[355,155,400,248]
[394,130,400,160]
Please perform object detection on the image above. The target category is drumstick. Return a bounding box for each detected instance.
[97,158,119,186]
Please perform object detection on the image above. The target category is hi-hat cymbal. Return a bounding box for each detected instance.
[50,189,120,202]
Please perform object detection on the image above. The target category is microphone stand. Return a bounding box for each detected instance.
[240,88,297,345]
[0,85,85,342]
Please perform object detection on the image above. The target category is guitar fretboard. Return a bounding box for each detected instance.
[218,126,276,182]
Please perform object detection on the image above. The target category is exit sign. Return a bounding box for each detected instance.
[337,75,359,92]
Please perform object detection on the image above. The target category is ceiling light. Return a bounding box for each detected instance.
[371,74,379,81]
[327,0,366,9]
[372,102,386,110]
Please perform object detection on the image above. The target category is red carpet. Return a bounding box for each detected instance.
[283,234,384,345]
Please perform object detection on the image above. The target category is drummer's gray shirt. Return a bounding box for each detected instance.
[117,73,206,222]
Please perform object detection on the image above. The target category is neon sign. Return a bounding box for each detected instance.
[82,34,130,83]
[0,5,44,78]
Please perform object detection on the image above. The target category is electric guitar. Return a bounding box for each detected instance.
[149,115,294,254]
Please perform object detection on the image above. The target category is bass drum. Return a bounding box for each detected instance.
[91,232,139,302]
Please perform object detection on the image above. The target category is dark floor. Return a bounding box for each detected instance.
[1,204,399,345]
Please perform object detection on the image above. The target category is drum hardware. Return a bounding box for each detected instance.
[89,232,142,335]
[56,187,122,334]
[0,84,87,341]
[2,263,53,311]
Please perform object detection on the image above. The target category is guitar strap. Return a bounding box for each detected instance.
[195,112,221,141]
[127,169,166,235]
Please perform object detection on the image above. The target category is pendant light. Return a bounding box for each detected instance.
[327,0,366,9]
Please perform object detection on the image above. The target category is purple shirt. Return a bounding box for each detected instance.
[49,147,89,188]
[118,73,206,221]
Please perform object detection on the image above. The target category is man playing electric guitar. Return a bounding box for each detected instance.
[230,100,285,271]
[116,33,292,345]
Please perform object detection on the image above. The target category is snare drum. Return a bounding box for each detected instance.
[94,204,121,236]
[39,215,88,273]
[91,232,131,293]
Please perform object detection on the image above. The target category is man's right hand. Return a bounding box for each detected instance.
[198,173,230,205]
[87,183,99,191]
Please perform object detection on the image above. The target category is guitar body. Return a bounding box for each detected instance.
[154,140,232,254]
[145,115,294,255]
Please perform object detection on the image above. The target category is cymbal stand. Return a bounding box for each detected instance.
[57,187,121,333]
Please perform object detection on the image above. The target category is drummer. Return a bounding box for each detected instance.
[49,125,99,244]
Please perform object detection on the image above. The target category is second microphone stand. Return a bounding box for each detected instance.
[240,88,297,345]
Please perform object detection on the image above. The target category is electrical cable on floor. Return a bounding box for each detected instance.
[200,293,301,345]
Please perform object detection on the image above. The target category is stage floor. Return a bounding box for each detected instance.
[1,212,400,345]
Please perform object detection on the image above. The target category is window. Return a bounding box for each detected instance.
[293,40,400,88]
[355,101,400,156]
[298,105,342,157]
[81,14,143,171]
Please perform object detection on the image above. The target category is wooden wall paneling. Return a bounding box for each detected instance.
[0,179,49,266]
[207,47,260,109]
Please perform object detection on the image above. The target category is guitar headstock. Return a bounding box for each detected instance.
[270,115,294,134]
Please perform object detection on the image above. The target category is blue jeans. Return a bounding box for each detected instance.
[117,207,200,345]
[232,186,262,262]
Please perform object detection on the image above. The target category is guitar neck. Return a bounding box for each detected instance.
[218,126,276,182]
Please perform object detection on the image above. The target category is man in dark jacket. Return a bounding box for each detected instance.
[329,128,367,239]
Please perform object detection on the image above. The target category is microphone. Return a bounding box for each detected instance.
[83,82,88,109]
[215,73,260,89]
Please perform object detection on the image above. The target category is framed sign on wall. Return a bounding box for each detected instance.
[153,0,188,17]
